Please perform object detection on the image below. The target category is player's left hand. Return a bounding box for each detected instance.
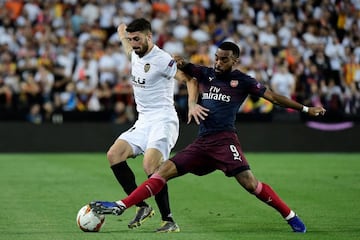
[309,106,326,116]
[173,55,187,69]
[188,103,209,125]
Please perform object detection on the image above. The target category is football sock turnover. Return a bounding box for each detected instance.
[121,173,166,209]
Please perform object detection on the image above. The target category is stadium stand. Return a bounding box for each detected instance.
[0,0,359,124]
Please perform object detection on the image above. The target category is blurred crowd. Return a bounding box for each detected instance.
[0,0,359,124]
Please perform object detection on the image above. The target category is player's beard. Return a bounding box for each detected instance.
[214,67,231,76]
[134,42,149,58]
[214,67,222,74]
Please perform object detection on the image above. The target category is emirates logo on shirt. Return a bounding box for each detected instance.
[144,63,150,73]
[230,80,238,87]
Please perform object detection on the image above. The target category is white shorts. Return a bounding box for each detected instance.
[118,110,179,161]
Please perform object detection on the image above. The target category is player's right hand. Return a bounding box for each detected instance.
[309,106,326,116]
[117,24,127,39]
[188,103,209,125]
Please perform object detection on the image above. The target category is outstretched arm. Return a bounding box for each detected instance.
[262,89,326,116]
[117,24,133,60]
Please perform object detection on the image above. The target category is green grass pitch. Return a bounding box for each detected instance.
[1,153,359,240]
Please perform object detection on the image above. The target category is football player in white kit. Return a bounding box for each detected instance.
[106,18,201,233]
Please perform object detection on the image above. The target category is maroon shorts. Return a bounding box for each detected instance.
[170,131,250,177]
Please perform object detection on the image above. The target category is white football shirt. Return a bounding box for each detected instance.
[130,45,177,114]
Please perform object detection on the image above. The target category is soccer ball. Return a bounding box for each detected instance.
[76,204,105,232]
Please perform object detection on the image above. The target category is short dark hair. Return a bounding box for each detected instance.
[126,18,152,33]
[218,42,240,58]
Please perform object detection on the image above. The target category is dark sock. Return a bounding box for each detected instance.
[111,162,147,207]
[149,174,174,222]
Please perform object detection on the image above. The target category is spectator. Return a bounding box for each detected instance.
[3,63,21,109]
[110,43,130,78]
[277,13,295,48]
[208,0,232,23]
[54,43,75,79]
[26,103,42,124]
[70,4,85,36]
[309,45,332,81]
[213,19,234,46]
[0,49,19,108]
[72,49,98,88]
[99,0,117,35]
[152,0,171,18]
[258,25,278,50]
[0,0,359,122]
[34,64,54,103]
[236,15,258,41]
[190,0,206,22]
[20,72,42,108]
[190,42,212,66]
[16,40,38,77]
[119,0,137,17]
[308,82,323,108]
[111,8,132,31]
[343,53,360,87]
[81,0,100,26]
[112,101,131,124]
[23,0,41,24]
[5,0,24,21]
[256,2,275,29]
[172,17,190,41]
[238,0,255,21]
[343,82,360,115]
[57,81,77,111]
[270,61,296,111]
[98,44,117,86]
[112,75,134,120]
[0,76,13,109]
[163,33,184,56]
[96,81,113,111]
[322,78,344,117]
[134,0,152,18]
[75,75,97,111]
[325,36,347,86]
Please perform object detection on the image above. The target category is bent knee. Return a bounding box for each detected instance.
[107,141,132,166]
[236,171,258,192]
[143,158,162,175]
[244,181,258,193]
[157,160,178,180]
[106,149,119,165]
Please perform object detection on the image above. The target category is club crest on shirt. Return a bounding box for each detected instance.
[144,63,150,73]
[230,80,238,87]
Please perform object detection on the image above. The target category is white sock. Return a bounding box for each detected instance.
[115,200,126,208]
[285,210,296,220]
